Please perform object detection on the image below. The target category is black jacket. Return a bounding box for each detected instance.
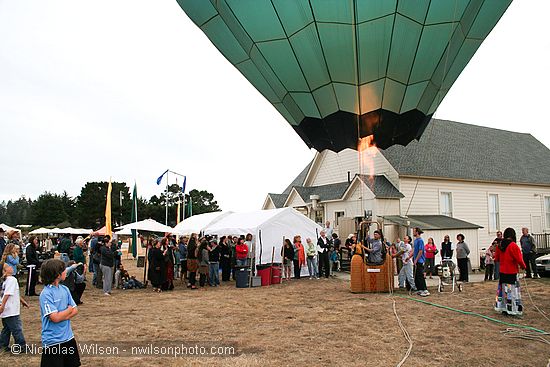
[100,244,115,267]
[26,244,40,266]
[210,245,221,262]
[317,236,330,253]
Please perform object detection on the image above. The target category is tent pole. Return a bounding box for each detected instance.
[269,246,274,287]
[143,243,149,286]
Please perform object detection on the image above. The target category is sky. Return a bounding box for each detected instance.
[0,1,549,213]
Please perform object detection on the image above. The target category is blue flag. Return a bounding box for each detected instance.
[156,169,168,185]
[182,176,186,193]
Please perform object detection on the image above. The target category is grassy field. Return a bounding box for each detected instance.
[4,260,550,367]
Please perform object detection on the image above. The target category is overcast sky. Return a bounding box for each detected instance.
[1,1,549,214]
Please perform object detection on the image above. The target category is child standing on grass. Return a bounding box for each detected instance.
[0,262,29,352]
[39,259,81,367]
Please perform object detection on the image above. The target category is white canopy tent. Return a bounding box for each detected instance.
[0,223,21,235]
[172,211,232,235]
[116,219,173,233]
[57,227,93,235]
[28,227,54,235]
[115,227,135,236]
[205,208,322,274]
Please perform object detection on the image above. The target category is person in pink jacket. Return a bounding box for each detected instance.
[424,238,437,279]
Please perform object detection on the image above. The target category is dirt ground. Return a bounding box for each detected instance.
[4,260,550,367]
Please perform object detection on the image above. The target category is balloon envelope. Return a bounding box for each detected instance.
[177,0,512,151]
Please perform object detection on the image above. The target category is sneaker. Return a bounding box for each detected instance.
[535,274,541,279]
[104,293,111,296]
[419,291,429,297]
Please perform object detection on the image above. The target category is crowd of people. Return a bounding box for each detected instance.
[0,223,541,364]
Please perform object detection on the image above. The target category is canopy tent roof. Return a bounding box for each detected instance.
[29,227,53,235]
[172,211,232,235]
[0,223,21,234]
[93,226,107,236]
[117,219,173,233]
[382,215,483,230]
[115,227,135,236]
[205,207,322,269]
[56,227,93,235]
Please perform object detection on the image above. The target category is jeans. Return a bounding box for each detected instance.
[209,262,220,286]
[236,259,247,267]
[0,315,26,351]
[307,256,318,278]
[100,264,113,294]
[398,261,416,290]
[93,262,102,288]
[425,258,435,276]
[494,261,500,280]
[484,264,494,281]
[523,252,538,277]
[414,263,427,291]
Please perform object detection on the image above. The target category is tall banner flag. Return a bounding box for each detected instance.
[156,169,168,185]
[131,183,138,258]
[105,180,113,237]
[176,201,181,224]
[182,176,186,193]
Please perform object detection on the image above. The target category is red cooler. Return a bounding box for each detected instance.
[256,265,272,286]
[270,262,282,285]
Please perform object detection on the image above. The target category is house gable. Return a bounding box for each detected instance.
[284,188,306,207]
[304,148,400,188]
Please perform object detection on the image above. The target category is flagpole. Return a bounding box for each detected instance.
[165,170,169,225]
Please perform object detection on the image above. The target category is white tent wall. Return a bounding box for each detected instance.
[205,208,323,277]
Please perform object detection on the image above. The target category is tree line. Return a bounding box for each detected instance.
[0,182,220,229]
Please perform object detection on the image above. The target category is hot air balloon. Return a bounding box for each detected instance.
[177,0,512,152]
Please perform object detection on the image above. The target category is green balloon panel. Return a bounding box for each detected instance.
[177,0,512,151]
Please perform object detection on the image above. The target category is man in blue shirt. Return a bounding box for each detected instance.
[413,227,429,297]
[39,259,80,366]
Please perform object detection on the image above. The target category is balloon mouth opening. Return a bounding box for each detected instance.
[293,109,432,152]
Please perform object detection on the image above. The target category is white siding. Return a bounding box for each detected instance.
[399,177,550,265]
[306,149,399,188]
[285,190,306,207]
[263,197,276,210]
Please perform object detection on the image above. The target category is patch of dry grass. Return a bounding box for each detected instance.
[4,260,550,367]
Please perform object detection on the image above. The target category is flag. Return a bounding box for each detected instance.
[176,201,181,224]
[131,183,138,258]
[182,176,186,193]
[156,169,168,185]
[105,180,113,237]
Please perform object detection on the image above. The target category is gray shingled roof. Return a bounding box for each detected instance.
[382,215,482,230]
[282,160,313,195]
[267,193,289,209]
[381,119,550,185]
[294,182,350,202]
[356,175,404,199]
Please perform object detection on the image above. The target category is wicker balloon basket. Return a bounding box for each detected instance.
[350,253,393,293]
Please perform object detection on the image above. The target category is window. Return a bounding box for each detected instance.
[545,197,550,229]
[489,194,500,232]
[440,192,453,217]
[334,211,345,226]
[314,210,323,225]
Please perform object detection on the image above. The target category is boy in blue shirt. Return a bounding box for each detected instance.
[413,227,429,297]
[39,259,81,367]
